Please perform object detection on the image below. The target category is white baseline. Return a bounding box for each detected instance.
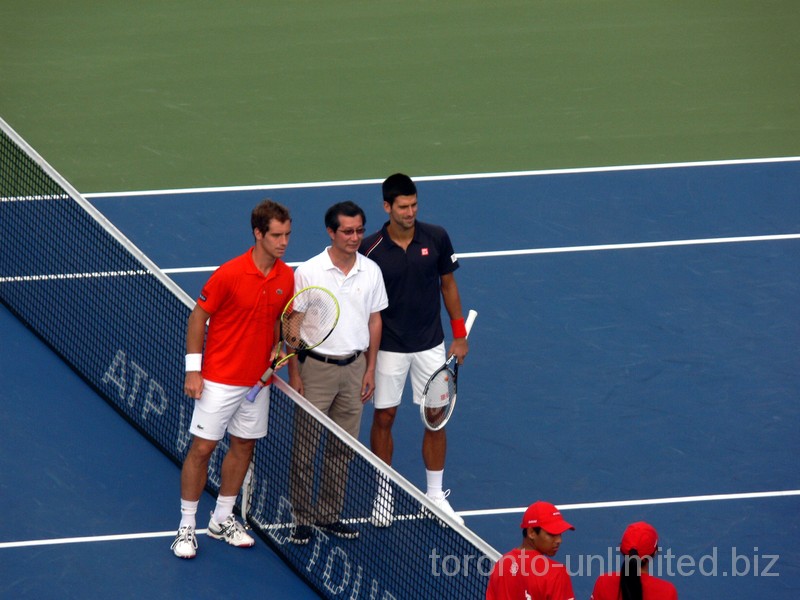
[3,490,798,549]
[84,156,800,198]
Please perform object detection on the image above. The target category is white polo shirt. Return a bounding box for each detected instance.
[294,248,388,356]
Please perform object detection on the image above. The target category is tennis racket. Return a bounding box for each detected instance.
[245,285,340,402]
[420,309,478,431]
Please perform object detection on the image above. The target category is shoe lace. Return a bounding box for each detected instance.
[221,516,248,541]
[432,490,456,514]
[171,526,197,550]
[429,489,452,504]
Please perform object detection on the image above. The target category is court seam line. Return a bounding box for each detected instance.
[157,233,800,275]
[84,155,800,198]
[4,489,798,549]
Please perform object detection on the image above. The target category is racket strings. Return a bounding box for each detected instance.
[282,288,339,350]
[429,370,455,403]
[423,368,456,429]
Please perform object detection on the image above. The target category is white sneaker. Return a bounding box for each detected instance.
[427,490,465,526]
[370,485,394,528]
[207,513,255,548]
[171,525,197,559]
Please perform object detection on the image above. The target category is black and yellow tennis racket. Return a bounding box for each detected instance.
[245,286,340,402]
[419,309,477,431]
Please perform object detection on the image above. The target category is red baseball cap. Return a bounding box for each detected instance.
[519,501,575,534]
[620,522,659,556]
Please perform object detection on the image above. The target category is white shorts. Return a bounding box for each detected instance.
[189,379,270,440]
[373,344,446,409]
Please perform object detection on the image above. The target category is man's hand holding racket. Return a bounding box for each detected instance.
[420,309,478,431]
[245,286,340,402]
[448,333,469,366]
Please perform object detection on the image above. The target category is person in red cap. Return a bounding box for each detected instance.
[590,521,678,600]
[486,501,576,600]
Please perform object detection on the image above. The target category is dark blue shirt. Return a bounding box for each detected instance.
[360,221,459,352]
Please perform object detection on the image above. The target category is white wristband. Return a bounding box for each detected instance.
[185,353,202,372]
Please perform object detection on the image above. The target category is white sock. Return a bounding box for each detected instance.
[426,469,444,498]
[179,499,199,528]
[212,495,237,524]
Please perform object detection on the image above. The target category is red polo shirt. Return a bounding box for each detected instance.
[486,548,575,600]
[197,249,294,386]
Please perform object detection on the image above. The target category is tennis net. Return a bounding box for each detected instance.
[0,116,500,598]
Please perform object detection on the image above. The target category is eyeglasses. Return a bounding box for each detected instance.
[338,227,366,236]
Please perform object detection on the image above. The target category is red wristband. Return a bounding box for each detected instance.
[450,318,467,339]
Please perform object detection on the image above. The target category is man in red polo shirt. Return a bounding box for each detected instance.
[171,199,294,559]
[486,501,576,600]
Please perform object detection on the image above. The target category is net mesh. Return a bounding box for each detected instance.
[0,117,499,598]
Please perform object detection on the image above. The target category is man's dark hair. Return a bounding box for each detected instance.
[251,199,291,234]
[521,526,542,540]
[324,201,366,232]
[382,173,417,205]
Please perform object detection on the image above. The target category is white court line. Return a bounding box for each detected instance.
[3,235,796,280]
[0,529,207,550]
[4,490,798,549]
[0,513,430,550]
[0,270,149,283]
[161,233,800,275]
[456,233,800,259]
[459,489,800,518]
[84,155,800,198]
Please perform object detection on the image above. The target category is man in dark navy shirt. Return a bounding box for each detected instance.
[360,173,470,528]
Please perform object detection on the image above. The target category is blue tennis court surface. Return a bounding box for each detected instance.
[0,303,318,599]
[3,158,799,598]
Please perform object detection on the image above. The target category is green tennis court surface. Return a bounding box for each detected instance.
[2,1,798,192]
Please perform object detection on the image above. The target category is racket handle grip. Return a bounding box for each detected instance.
[465,309,478,336]
[246,365,275,402]
[245,384,262,403]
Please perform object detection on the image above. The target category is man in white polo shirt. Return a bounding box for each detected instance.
[287,200,388,545]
